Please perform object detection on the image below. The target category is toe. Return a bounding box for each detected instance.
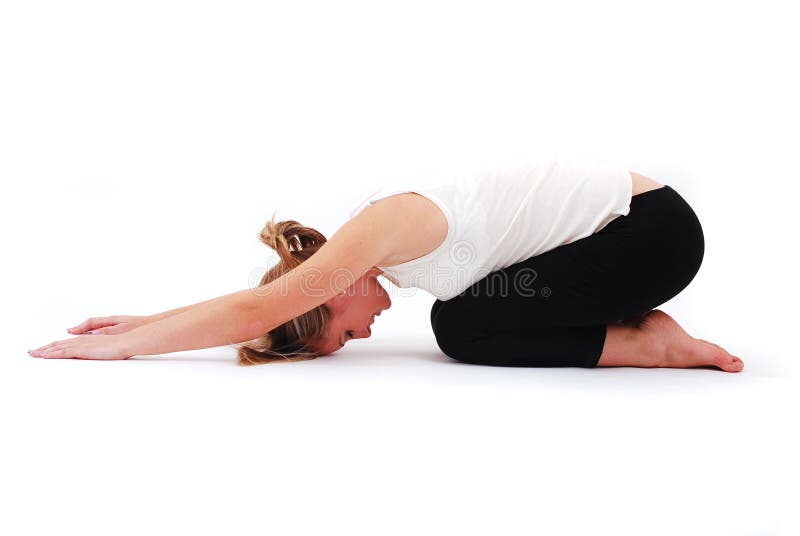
[715,354,743,372]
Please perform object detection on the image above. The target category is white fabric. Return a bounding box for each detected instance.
[348,156,633,301]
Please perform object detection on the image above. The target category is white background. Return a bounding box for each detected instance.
[1,1,797,535]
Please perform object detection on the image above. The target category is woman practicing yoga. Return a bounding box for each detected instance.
[28,157,743,371]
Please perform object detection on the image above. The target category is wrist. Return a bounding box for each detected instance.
[118,331,142,357]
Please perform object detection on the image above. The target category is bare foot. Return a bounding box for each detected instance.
[637,309,744,372]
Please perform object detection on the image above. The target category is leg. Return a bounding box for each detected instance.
[431,307,743,371]
[430,186,743,371]
[598,310,744,371]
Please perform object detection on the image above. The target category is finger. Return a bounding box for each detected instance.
[96,323,130,335]
[39,348,73,359]
[30,340,65,352]
[30,335,80,352]
[67,319,96,333]
[67,317,119,334]
[40,342,85,359]
[29,345,67,358]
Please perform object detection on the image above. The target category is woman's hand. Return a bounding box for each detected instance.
[67,315,150,335]
[28,333,134,360]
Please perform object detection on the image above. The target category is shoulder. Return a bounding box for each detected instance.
[347,192,449,267]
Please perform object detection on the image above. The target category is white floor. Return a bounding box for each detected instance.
[2,322,796,536]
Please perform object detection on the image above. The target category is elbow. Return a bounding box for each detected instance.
[227,302,270,344]
[244,311,271,342]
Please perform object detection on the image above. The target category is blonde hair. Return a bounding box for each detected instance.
[233,212,333,365]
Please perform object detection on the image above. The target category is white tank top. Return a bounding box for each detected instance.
[348,156,633,301]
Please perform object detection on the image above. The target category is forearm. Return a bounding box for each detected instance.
[147,304,194,322]
[147,298,216,323]
[122,289,265,356]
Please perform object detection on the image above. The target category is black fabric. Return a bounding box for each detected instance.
[429,185,705,367]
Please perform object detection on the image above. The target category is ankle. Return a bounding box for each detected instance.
[635,326,667,367]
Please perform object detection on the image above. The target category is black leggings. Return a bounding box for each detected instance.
[429,185,705,367]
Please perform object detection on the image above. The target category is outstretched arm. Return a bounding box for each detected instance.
[122,279,316,356]
[66,302,212,336]
[29,209,394,360]
[148,303,205,322]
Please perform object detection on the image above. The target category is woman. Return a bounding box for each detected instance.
[28,157,743,372]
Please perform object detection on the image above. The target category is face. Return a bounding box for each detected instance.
[310,267,392,356]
